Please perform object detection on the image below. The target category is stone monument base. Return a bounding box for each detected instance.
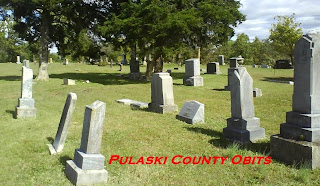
[65,160,108,185]
[223,117,265,143]
[270,134,320,169]
[148,103,178,114]
[129,72,142,80]
[176,114,204,124]
[183,76,203,86]
[47,144,58,155]
[15,107,36,119]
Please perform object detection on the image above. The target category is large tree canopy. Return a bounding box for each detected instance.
[99,0,245,79]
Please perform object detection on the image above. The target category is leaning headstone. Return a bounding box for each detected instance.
[23,60,30,68]
[206,62,221,74]
[270,34,320,169]
[218,55,225,65]
[176,100,204,124]
[63,79,75,85]
[183,58,203,86]
[65,101,108,185]
[148,72,178,113]
[15,66,36,118]
[223,67,265,143]
[121,54,128,65]
[47,93,77,155]
[16,55,21,64]
[224,57,243,91]
[253,88,262,97]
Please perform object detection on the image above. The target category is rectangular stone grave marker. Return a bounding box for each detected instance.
[225,57,243,91]
[63,78,76,85]
[16,55,21,64]
[183,58,203,86]
[176,100,204,124]
[223,67,265,143]
[65,100,108,185]
[270,34,320,169]
[47,92,77,155]
[253,88,262,97]
[15,66,36,118]
[23,60,30,68]
[206,62,221,74]
[219,55,225,65]
[148,72,178,113]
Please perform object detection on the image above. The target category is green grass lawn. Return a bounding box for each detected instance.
[0,62,318,185]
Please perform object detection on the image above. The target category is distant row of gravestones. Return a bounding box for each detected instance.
[12,34,320,185]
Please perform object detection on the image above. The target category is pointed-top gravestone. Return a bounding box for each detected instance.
[271,34,320,169]
[47,92,77,155]
[65,100,108,185]
[15,66,36,118]
[223,67,265,143]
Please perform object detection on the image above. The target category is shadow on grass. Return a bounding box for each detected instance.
[5,110,15,118]
[0,76,20,81]
[263,77,293,82]
[185,126,270,155]
[212,88,226,91]
[50,72,148,86]
[59,155,72,166]
[46,137,54,143]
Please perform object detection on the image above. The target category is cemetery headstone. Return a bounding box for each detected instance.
[65,100,108,185]
[270,34,320,169]
[206,62,221,74]
[166,69,172,75]
[129,59,141,80]
[48,92,77,155]
[225,57,243,91]
[252,64,256,68]
[176,100,204,124]
[63,79,76,85]
[218,55,225,65]
[148,72,178,113]
[16,55,21,64]
[23,60,30,68]
[15,66,36,118]
[121,54,128,65]
[223,67,265,143]
[261,64,270,68]
[183,58,203,86]
[119,64,123,71]
[64,59,69,65]
[49,58,53,63]
[253,88,262,97]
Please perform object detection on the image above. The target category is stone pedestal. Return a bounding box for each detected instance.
[148,73,178,114]
[270,34,320,169]
[183,58,203,86]
[65,101,108,184]
[15,67,36,119]
[223,67,265,143]
[129,72,141,80]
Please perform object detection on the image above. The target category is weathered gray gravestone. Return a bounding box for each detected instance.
[225,57,243,91]
[63,78,76,85]
[148,72,178,113]
[218,55,225,65]
[176,100,204,124]
[65,100,108,185]
[23,60,30,68]
[271,34,320,169]
[129,59,141,80]
[15,66,36,118]
[183,58,203,86]
[223,67,265,143]
[206,62,221,74]
[47,92,77,155]
[253,88,262,97]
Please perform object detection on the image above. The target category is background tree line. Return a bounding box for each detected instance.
[0,1,302,80]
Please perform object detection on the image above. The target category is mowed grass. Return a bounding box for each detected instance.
[0,62,319,185]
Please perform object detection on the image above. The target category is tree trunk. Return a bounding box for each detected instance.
[36,9,50,81]
[154,56,163,73]
[129,43,139,73]
[145,54,154,81]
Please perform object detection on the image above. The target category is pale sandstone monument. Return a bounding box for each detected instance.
[148,72,178,113]
[183,58,203,86]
